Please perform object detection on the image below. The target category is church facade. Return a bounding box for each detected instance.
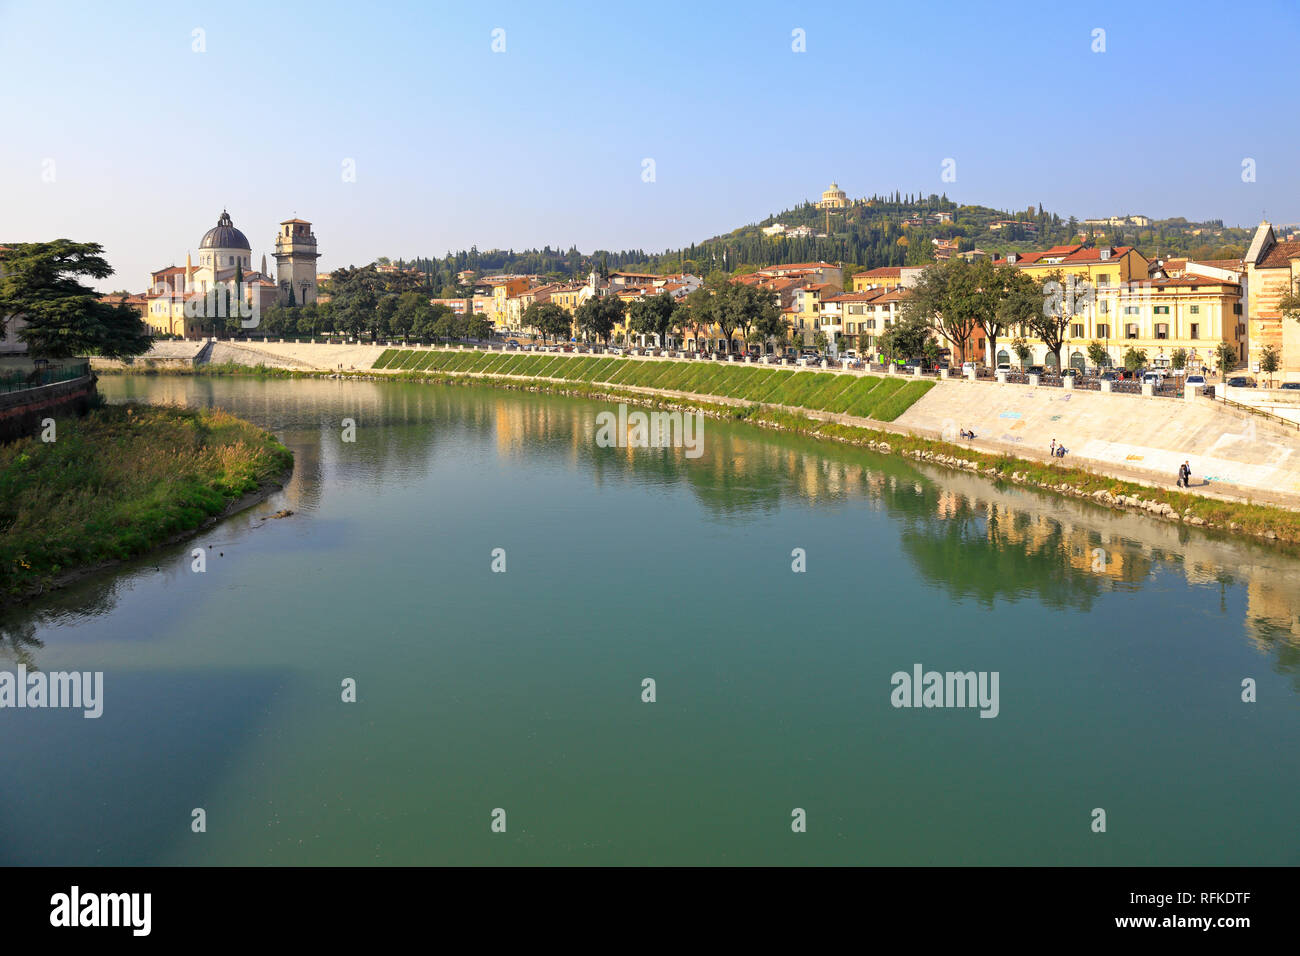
[144,211,319,338]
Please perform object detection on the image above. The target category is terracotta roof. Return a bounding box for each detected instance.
[823,290,887,302]
[1257,239,1300,268]
[858,267,901,278]
[758,261,839,272]
[1041,244,1084,257]
[1058,245,1134,263]
[1124,274,1239,289]
[1190,258,1244,272]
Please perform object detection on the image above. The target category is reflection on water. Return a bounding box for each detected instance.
[60,376,1299,681]
[7,376,1298,671]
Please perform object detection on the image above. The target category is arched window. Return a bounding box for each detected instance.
[1070,351,1086,371]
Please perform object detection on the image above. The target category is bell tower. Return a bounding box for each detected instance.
[274,218,320,306]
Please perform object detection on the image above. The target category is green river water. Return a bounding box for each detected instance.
[1,375,1297,865]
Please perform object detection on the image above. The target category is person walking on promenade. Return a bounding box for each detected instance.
[1050,438,1057,457]
[1177,461,1188,487]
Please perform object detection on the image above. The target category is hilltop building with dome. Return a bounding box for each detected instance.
[815,182,849,209]
[144,210,319,337]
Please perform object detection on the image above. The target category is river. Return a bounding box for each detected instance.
[2,375,1297,865]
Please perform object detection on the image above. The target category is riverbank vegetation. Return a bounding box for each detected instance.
[0,404,292,600]
[370,350,936,422]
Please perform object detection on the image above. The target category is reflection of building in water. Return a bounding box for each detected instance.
[1246,574,1300,644]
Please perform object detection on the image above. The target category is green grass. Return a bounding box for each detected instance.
[371,351,933,423]
[0,403,293,600]
[873,381,936,421]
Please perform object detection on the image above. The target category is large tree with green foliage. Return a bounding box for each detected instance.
[0,241,151,359]
[903,259,976,364]
[329,265,385,338]
[627,292,680,347]
[574,295,623,344]
[879,312,931,362]
[523,301,572,344]
[999,268,1075,369]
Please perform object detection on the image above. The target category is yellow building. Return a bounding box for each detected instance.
[851,267,904,293]
[996,245,1244,371]
[1244,220,1300,383]
[815,181,849,210]
[789,283,841,346]
[490,277,530,330]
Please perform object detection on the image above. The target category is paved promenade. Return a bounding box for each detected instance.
[894,378,1300,504]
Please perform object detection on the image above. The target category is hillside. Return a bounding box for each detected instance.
[384,192,1253,293]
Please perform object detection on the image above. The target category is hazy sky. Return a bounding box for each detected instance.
[2,0,1297,290]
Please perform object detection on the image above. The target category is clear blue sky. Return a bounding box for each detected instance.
[2,0,1297,289]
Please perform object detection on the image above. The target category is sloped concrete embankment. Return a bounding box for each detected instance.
[91,339,208,371]
[893,378,1300,502]
[204,340,387,371]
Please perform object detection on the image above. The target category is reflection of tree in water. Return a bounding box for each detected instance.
[1251,624,1300,691]
[0,618,42,668]
[0,565,131,669]
[893,488,1109,611]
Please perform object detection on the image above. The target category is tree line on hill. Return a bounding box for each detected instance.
[371,193,1251,293]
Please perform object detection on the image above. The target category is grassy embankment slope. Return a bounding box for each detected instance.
[0,404,293,600]
[370,349,935,422]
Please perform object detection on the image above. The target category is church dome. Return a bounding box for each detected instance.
[199,210,251,250]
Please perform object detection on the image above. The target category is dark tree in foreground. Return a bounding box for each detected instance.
[0,240,151,359]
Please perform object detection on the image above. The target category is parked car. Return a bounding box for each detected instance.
[1185,374,1206,386]
[607,346,625,356]
[1226,376,1257,388]
[1281,382,1300,390]
[961,361,978,375]
[995,362,1012,373]
[1027,365,1045,376]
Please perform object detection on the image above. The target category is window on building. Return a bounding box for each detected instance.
[1233,303,1243,315]
[1189,305,1200,314]
[1155,323,1169,339]
[866,320,876,330]
[1153,306,1170,314]
[1190,323,1199,339]
[1099,300,1109,314]
[1096,323,1110,338]
[1124,306,1139,315]
[1096,274,1110,286]
[1126,324,1139,339]
[1071,323,1084,338]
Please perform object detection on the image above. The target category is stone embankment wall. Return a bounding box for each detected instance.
[0,374,97,443]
